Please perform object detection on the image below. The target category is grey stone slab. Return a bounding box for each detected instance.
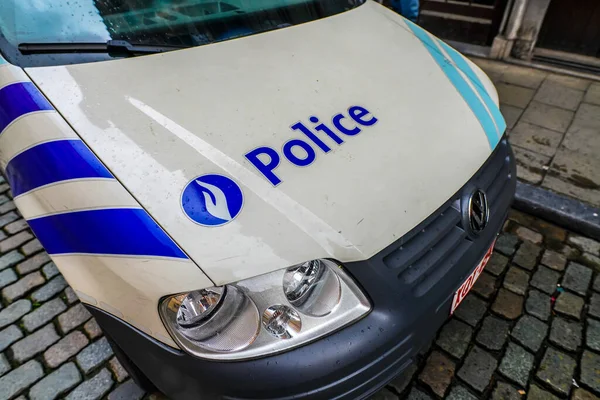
[530,265,560,294]
[0,251,24,271]
[515,226,543,244]
[454,294,487,327]
[457,346,497,392]
[22,239,43,255]
[476,315,510,351]
[562,126,600,162]
[76,337,113,374]
[586,318,600,352]
[83,319,103,340]
[388,363,417,395]
[541,250,567,271]
[498,343,534,387]
[29,362,81,400]
[547,74,591,91]
[0,354,10,377]
[0,300,31,329]
[44,331,89,368]
[41,263,59,280]
[4,219,27,235]
[491,288,524,320]
[512,145,551,185]
[16,253,51,275]
[0,269,17,289]
[525,289,551,321]
[500,104,523,130]
[582,252,600,271]
[513,241,541,271]
[549,317,582,351]
[370,388,397,400]
[0,325,23,352]
[501,65,547,89]
[487,251,510,274]
[497,83,535,108]
[419,351,455,397]
[503,267,529,295]
[521,101,574,133]
[31,276,68,303]
[491,382,520,400]
[596,275,600,292]
[436,319,473,359]
[572,388,600,400]
[584,82,600,105]
[527,384,560,400]
[536,347,576,395]
[534,79,585,111]
[590,293,600,319]
[581,350,600,393]
[10,324,60,363]
[0,234,33,255]
[2,272,45,302]
[406,387,432,400]
[22,298,66,332]
[0,360,43,400]
[509,121,564,157]
[64,288,79,305]
[562,262,593,296]
[554,291,585,319]
[107,380,145,400]
[510,314,548,352]
[58,304,92,334]
[472,271,497,299]
[0,212,19,229]
[572,103,600,131]
[66,368,113,400]
[446,385,478,400]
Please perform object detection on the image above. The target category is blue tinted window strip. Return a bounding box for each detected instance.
[405,21,499,149]
[6,139,114,197]
[0,82,54,134]
[27,208,187,259]
[437,40,506,144]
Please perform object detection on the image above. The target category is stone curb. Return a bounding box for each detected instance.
[514,181,600,241]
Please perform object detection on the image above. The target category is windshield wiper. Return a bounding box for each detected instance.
[18,40,188,55]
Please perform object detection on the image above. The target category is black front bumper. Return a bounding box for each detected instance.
[89,139,516,400]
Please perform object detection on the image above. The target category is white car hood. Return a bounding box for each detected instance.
[26,1,501,285]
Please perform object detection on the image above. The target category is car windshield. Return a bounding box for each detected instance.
[0,0,362,67]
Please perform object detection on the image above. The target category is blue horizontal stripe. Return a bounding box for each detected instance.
[28,208,187,259]
[0,82,54,134]
[405,21,499,150]
[6,139,113,197]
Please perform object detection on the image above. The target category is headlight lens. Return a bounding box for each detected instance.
[282,259,341,317]
[160,259,370,361]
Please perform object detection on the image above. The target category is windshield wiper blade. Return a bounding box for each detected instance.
[18,40,188,55]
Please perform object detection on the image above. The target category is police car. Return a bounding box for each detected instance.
[0,0,515,398]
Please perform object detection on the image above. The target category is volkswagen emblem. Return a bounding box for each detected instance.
[468,189,489,234]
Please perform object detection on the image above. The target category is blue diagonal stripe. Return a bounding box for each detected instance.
[27,208,187,259]
[0,82,54,134]
[437,40,506,142]
[405,21,500,150]
[6,139,113,197]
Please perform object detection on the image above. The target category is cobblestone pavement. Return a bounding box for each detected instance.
[471,58,600,208]
[371,209,600,400]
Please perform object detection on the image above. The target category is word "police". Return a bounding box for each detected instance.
[245,106,378,185]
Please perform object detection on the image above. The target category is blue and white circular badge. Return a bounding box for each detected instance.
[181,174,244,227]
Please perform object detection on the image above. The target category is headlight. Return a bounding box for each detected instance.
[160,259,370,361]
